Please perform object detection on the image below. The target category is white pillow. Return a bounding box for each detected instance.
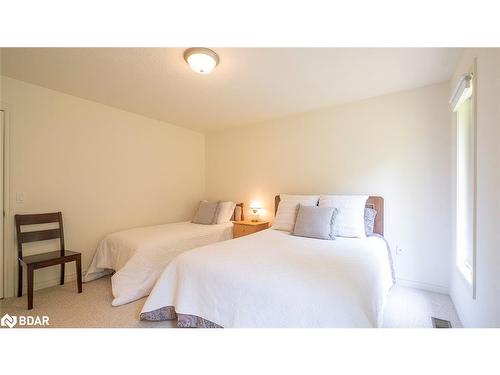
[216,201,236,224]
[271,194,320,231]
[318,195,368,238]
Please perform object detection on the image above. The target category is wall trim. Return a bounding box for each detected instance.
[449,289,470,328]
[20,275,451,296]
[396,278,449,294]
[20,268,89,294]
[20,274,451,297]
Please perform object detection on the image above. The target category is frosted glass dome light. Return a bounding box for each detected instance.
[184,48,219,74]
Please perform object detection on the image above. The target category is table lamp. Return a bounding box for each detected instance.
[249,201,261,222]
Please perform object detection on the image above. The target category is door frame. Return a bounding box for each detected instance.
[0,103,13,299]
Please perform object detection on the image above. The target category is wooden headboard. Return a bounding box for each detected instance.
[274,195,384,236]
[231,203,244,221]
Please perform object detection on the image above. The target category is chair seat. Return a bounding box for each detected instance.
[20,250,80,266]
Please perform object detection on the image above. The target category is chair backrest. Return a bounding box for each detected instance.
[15,212,65,260]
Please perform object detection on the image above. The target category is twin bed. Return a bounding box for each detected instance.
[86,196,394,327]
[84,203,243,306]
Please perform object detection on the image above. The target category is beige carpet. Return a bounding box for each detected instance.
[0,276,175,328]
[1,276,461,328]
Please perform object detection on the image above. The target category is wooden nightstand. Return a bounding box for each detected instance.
[233,220,270,238]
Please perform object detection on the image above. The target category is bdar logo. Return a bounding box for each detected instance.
[0,313,49,328]
[1,313,17,328]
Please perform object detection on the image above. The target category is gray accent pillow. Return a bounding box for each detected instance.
[192,200,220,225]
[364,207,377,236]
[292,204,338,240]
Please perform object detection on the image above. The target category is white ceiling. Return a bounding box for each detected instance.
[1,48,462,132]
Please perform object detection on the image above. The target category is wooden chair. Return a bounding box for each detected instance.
[15,212,82,310]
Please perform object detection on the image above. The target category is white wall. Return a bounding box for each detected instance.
[206,82,452,292]
[1,76,205,296]
[449,49,500,327]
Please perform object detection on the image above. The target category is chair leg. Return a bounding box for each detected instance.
[60,263,65,285]
[27,265,34,310]
[18,261,23,297]
[76,256,82,293]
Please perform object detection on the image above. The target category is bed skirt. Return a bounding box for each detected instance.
[140,306,222,328]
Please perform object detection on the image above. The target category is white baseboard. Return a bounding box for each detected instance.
[449,294,469,328]
[15,269,89,296]
[37,275,448,294]
[396,278,449,294]
[9,272,449,299]
[33,272,81,291]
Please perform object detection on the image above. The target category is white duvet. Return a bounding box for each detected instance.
[84,221,233,306]
[141,229,394,327]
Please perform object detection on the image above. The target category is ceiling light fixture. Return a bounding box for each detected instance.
[183,47,219,74]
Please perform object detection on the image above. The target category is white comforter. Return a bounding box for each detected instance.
[141,229,394,327]
[84,221,233,306]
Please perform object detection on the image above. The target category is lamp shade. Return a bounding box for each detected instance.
[249,201,261,210]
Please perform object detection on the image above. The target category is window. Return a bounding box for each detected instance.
[451,73,475,286]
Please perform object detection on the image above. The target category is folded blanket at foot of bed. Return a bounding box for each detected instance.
[140,306,222,328]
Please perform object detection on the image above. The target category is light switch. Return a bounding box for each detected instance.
[16,192,25,203]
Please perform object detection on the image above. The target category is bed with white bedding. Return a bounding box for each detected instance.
[140,228,394,327]
[84,201,243,306]
[140,195,394,327]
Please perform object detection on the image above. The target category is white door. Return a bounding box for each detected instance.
[0,110,3,299]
